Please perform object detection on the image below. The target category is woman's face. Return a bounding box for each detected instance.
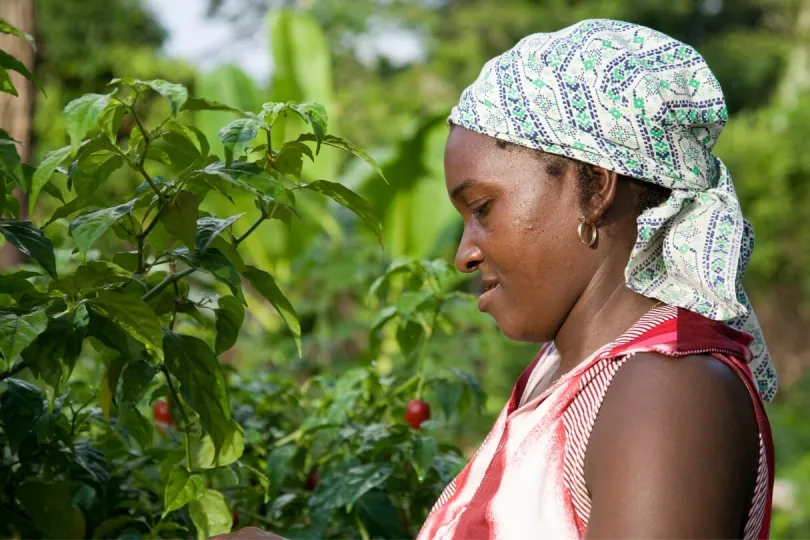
[445,127,595,342]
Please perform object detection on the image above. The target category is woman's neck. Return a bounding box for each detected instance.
[552,258,659,375]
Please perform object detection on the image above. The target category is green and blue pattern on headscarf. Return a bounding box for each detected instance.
[450,18,777,400]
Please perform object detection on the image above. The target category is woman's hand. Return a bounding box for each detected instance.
[211,527,288,539]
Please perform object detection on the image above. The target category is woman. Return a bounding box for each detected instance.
[226,18,776,539]
[418,18,775,539]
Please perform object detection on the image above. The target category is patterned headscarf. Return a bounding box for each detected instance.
[450,19,777,400]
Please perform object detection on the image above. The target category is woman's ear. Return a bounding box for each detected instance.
[584,166,620,224]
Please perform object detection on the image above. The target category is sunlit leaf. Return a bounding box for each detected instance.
[188,489,232,539]
[218,117,262,152]
[70,199,135,253]
[163,465,204,516]
[181,98,244,115]
[64,94,112,151]
[299,133,386,181]
[29,146,70,214]
[196,214,243,254]
[301,180,382,244]
[89,290,163,361]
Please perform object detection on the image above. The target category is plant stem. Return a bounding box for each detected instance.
[0,362,27,382]
[142,268,195,302]
[415,299,442,400]
[137,235,145,274]
[354,513,371,540]
[161,366,193,471]
[234,215,265,245]
[170,282,179,330]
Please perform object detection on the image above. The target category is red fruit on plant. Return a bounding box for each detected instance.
[405,399,431,430]
[152,399,173,426]
[305,469,319,491]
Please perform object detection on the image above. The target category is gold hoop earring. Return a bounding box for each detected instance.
[577,217,598,247]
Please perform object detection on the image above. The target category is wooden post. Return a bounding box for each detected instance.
[0,0,36,269]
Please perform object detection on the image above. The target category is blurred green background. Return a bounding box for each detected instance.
[2,0,809,535]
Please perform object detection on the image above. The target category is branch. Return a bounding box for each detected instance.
[234,215,265,246]
[142,268,195,302]
[0,362,28,382]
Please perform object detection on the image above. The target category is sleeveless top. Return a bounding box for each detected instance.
[417,306,775,539]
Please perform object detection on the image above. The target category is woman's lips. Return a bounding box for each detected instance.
[478,283,500,311]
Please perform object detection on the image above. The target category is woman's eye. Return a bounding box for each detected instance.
[471,200,491,219]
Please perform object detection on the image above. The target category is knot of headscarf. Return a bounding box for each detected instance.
[450,18,777,400]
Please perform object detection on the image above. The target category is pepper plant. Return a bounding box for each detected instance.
[0,13,390,534]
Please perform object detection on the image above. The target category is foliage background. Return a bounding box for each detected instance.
[1,0,809,537]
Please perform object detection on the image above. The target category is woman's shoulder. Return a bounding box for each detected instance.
[583,352,761,537]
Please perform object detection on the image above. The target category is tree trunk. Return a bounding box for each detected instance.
[0,0,36,269]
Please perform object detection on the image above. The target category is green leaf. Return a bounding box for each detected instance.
[146,80,189,115]
[273,141,313,178]
[435,379,463,420]
[412,436,437,482]
[302,180,383,244]
[70,199,135,253]
[0,220,57,277]
[354,490,409,540]
[163,465,205,516]
[189,489,232,539]
[93,516,138,540]
[210,236,245,273]
[290,102,328,151]
[215,295,244,355]
[163,329,238,461]
[89,290,163,360]
[98,100,127,143]
[16,481,78,539]
[299,133,386,181]
[119,405,152,449]
[112,78,188,115]
[119,360,157,404]
[181,98,244,114]
[243,265,301,356]
[218,117,262,152]
[0,378,46,452]
[43,197,87,228]
[71,153,124,199]
[196,214,243,254]
[50,260,132,297]
[29,146,70,214]
[0,19,35,48]
[0,67,17,96]
[396,319,425,361]
[22,313,86,392]
[266,445,297,492]
[450,367,485,413]
[172,247,245,303]
[0,129,23,190]
[0,271,37,298]
[310,463,394,512]
[0,310,48,368]
[0,50,40,88]
[99,355,124,420]
[160,191,198,248]
[190,430,244,469]
[64,93,113,151]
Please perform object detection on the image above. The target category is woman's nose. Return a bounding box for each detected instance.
[455,229,484,273]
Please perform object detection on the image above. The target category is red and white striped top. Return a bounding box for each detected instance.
[418,306,775,539]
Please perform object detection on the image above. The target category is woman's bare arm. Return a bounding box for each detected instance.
[585,352,760,539]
